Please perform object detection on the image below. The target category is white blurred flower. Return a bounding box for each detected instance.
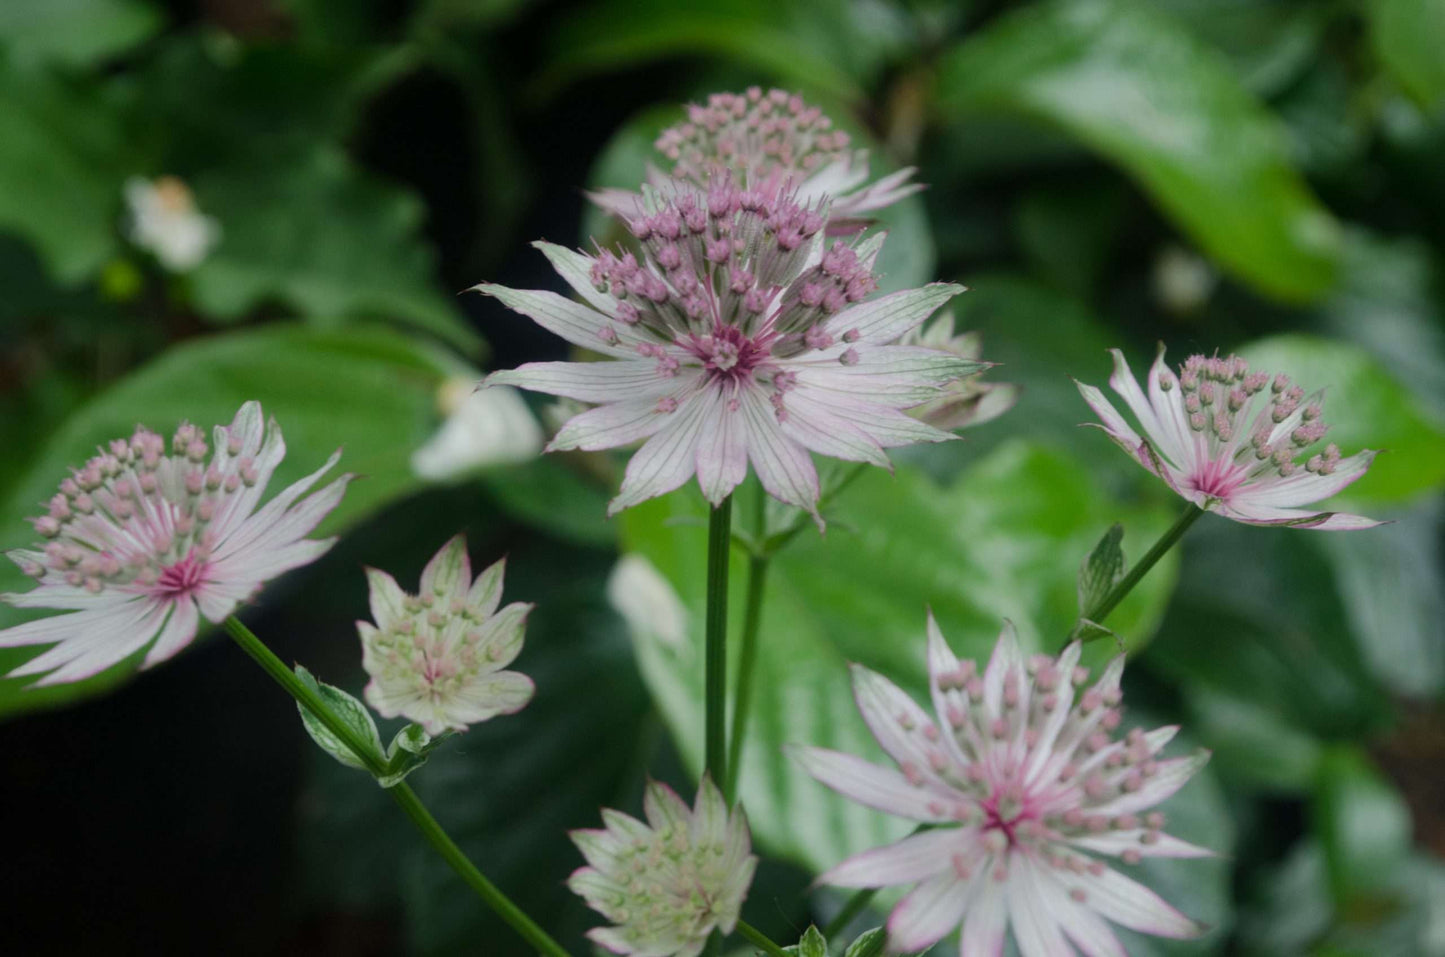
[1152,245,1216,315]
[607,555,689,650]
[411,378,544,481]
[123,176,221,273]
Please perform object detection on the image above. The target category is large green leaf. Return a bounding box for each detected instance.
[189,148,483,353]
[1371,0,1445,111]
[618,441,1178,873]
[582,99,934,296]
[539,0,912,101]
[1313,747,1414,912]
[936,0,1342,302]
[0,324,454,719]
[0,0,161,68]
[0,67,135,284]
[1238,334,1445,505]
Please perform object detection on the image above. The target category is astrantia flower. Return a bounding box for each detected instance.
[1,402,349,686]
[901,311,1018,432]
[480,189,982,521]
[1078,348,1380,530]
[793,617,1211,956]
[569,776,756,957]
[590,87,920,229]
[359,535,534,735]
[123,175,221,272]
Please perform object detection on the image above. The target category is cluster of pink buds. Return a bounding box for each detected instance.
[656,87,852,189]
[1162,353,1341,480]
[585,182,877,366]
[27,421,261,595]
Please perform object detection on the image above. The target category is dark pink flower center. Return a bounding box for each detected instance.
[683,325,772,382]
[981,789,1034,846]
[155,552,210,597]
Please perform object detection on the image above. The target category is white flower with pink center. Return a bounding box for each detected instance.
[590,87,920,230]
[359,535,534,735]
[793,617,1211,956]
[568,775,756,957]
[1078,348,1380,530]
[479,186,984,522]
[1,401,349,686]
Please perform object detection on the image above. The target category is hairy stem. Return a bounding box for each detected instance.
[224,616,571,957]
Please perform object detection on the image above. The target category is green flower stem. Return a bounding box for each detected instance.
[387,784,570,957]
[223,616,571,957]
[705,495,733,798]
[223,616,387,776]
[726,491,770,805]
[1076,503,1204,638]
[735,920,790,957]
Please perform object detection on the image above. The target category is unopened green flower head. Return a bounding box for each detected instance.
[359,535,534,735]
[569,776,755,957]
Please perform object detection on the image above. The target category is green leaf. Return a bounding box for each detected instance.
[1371,0,1445,110]
[782,925,827,957]
[618,441,1178,873]
[1078,522,1125,615]
[582,100,934,296]
[842,928,885,957]
[539,0,912,101]
[481,458,616,547]
[189,148,483,353]
[1238,334,1445,504]
[0,324,453,720]
[294,664,383,773]
[0,0,162,68]
[1313,746,1414,913]
[936,0,1342,302]
[0,68,134,284]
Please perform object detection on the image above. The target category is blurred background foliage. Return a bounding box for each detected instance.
[0,0,1442,954]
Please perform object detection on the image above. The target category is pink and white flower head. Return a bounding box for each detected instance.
[359,535,534,735]
[478,191,982,523]
[1078,347,1380,530]
[793,617,1212,957]
[568,775,756,957]
[1,401,349,686]
[589,87,921,230]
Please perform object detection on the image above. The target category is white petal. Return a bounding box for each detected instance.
[982,622,1027,720]
[642,779,692,831]
[824,283,965,345]
[13,598,168,685]
[1233,450,1377,508]
[549,378,702,453]
[695,388,749,506]
[487,360,676,403]
[958,883,1007,957]
[442,669,534,725]
[1089,752,1210,816]
[1107,349,1169,453]
[1218,500,1383,530]
[472,284,647,358]
[739,387,820,516]
[778,389,890,467]
[1006,862,1075,957]
[608,389,714,514]
[1071,861,1204,938]
[141,596,201,668]
[411,384,543,480]
[467,557,506,618]
[533,241,622,316]
[816,827,967,888]
[473,601,531,670]
[796,347,988,405]
[365,568,409,630]
[885,873,971,953]
[851,663,957,787]
[1068,830,1214,859]
[689,775,729,846]
[419,535,471,602]
[787,745,959,822]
